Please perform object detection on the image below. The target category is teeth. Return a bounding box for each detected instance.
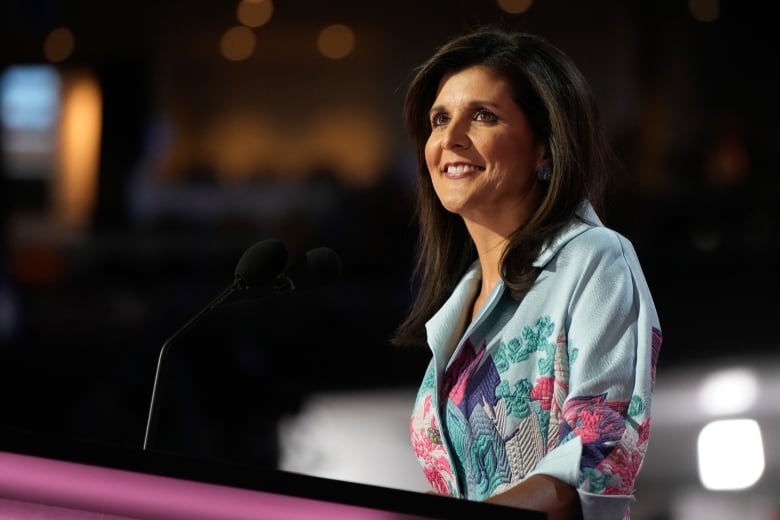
[445,164,481,174]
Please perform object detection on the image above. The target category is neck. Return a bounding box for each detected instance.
[467,230,506,323]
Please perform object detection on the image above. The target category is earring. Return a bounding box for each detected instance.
[536,163,553,182]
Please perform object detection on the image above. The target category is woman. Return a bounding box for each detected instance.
[392,27,662,520]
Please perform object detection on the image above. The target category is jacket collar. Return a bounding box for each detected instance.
[424,200,602,357]
[533,200,602,268]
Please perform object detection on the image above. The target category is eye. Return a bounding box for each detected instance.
[474,109,498,123]
[430,112,449,127]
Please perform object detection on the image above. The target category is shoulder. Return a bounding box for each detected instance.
[550,225,648,293]
[565,225,634,260]
[536,201,647,276]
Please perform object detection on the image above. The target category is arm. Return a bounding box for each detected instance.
[424,474,582,519]
[484,229,659,520]
[530,229,660,520]
[484,474,582,520]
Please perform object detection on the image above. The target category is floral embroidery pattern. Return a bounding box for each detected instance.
[428,317,568,498]
[410,392,456,495]
[496,378,533,419]
[468,426,509,498]
[410,217,661,520]
[413,311,660,506]
[530,376,554,411]
[440,339,485,407]
[495,316,555,374]
[561,394,628,459]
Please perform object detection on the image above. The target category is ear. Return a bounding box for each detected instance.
[533,140,549,167]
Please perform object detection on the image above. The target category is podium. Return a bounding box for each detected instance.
[0,428,545,519]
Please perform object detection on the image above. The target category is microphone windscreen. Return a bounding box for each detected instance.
[235,238,288,287]
[288,247,342,290]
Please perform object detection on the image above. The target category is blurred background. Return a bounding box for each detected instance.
[0,0,778,518]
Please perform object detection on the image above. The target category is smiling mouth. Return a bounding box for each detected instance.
[444,164,484,177]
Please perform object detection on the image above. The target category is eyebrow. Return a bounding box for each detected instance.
[428,100,502,116]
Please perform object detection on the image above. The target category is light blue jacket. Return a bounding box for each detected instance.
[409,202,662,520]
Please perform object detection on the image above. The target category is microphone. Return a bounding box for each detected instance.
[142,238,288,451]
[219,245,342,305]
[235,238,290,289]
[272,246,342,294]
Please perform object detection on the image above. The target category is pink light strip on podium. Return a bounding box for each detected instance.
[0,451,425,520]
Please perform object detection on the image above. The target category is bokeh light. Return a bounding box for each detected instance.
[220,26,256,61]
[496,0,533,14]
[698,419,764,490]
[316,24,355,60]
[237,0,273,28]
[689,0,720,22]
[43,27,75,63]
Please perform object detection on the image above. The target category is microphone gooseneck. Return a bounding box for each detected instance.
[142,238,288,451]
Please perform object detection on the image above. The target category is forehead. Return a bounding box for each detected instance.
[433,65,513,103]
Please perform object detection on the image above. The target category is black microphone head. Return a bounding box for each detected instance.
[286,246,342,291]
[235,238,288,287]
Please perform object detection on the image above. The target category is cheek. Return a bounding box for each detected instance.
[489,138,533,172]
[424,139,437,172]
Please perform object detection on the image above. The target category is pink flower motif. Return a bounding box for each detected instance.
[637,417,651,447]
[530,376,554,410]
[410,430,452,494]
[424,465,451,495]
[601,440,646,495]
[422,393,434,417]
[563,395,629,444]
[410,394,455,495]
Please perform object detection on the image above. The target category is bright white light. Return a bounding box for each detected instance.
[697,419,764,490]
[698,367,758,415]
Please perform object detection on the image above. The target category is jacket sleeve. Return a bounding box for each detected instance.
[527,228,662,520]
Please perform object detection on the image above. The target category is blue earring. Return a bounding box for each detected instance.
[536,163,553,182]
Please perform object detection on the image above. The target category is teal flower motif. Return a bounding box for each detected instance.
[421,367,435,390]
[628,395,645,417]
[496,379,533,419]
[494,344,509,373]
[496,379,510,400]
[521,316,554,352]
[580,467,609,493]
[498,317,559,372]
[537,349,555,376]
[512,316,556,375]
[506,336,529,363]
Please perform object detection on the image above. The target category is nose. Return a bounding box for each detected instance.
[441,120,470,150]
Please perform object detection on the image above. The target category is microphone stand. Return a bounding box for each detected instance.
[142,279,247,451]
[141,243,338,452]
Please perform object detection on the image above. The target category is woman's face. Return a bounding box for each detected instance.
[424,65,546,232]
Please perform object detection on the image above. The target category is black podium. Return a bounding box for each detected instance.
[0,428,546,519]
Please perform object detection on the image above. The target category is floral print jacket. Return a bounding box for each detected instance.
[409,202,662,520]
